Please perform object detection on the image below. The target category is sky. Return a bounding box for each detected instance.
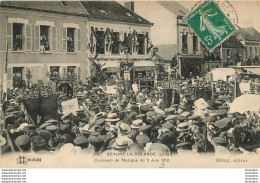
[121,1,260,45]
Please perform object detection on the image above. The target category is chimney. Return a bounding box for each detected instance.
[124,2,134,12]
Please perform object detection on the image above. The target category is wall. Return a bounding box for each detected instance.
[0,8,90,87]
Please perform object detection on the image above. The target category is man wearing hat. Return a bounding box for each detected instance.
[74,135,89,150]
[15,135,31,152]
[31,136,47,153]
[87,135,104,155]
[111,136,132,152]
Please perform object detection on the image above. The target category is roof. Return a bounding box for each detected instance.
[154,44,178,61]
[234,27,260,42]
[158,1,189,17]
[222,35,245,49]
[0,1,89,17]
[80,1,152,25]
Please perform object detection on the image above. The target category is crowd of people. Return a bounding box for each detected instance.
[1,77,260,157]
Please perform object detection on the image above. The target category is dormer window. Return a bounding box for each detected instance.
[99,9,107,15]
[60,1,68,7]
[126,13,133,17]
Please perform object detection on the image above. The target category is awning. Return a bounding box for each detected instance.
[95,61,120,68]
[134,61,155,67]
[244,68,260,75]
[134,61,154,71]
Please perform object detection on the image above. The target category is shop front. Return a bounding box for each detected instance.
[133,61,155,91]
[179,56,203,78]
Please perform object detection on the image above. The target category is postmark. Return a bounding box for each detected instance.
[184,1,236,51]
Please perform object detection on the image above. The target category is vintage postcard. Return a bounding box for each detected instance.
[1,0,260,168]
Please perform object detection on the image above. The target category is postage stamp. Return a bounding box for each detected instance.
[184,1,236,51]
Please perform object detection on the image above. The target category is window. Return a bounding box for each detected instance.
[96,30,105,54]
[137,34,145,55]
[67,66,76,78]
[67,28,75,52]
[193,35,198,54]
[254,47,258,57]
[40,25,50,52]
[50,66,60,79]
[249,47,252,58]
[60,1,68,7]
[111,32,120,54]
[126,13,133,17]
[182,33,188,54]
[99,9,107,15]
[13,23,23,51]
[13,67,23,88]
[227,49,231,61]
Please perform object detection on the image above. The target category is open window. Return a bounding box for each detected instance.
[193,34,198,54]
[67,66,77,78]
[50,66,60,80]
[40,25,50,52]
[13,67,23,87]
[182,33,188,54]
[111,32,120,55]
[67,28,75,52]
[137,34,145,55]
[13,23,23,51]
[96,30,105,54]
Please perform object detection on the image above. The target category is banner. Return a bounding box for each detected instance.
[239,83,251,93]
[132,84,138,93]
[61,98,79,115]
[104,85,117,95]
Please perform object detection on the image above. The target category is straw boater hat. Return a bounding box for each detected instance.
[112,136,131,150]
[105,113,120,122]
[117,122,131,135]
[131,120,145,129]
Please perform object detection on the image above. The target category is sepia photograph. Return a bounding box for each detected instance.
[0,0,260,168]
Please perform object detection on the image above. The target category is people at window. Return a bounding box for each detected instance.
[13,23,23,51]
[40,26,50,52]
[132,30,139,54]
[105,28,112,52]
[67,28,75,52]
[89,28,96,54]
[67,66,76,78]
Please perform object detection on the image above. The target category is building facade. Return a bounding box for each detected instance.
[176,16,203,78]
[235,27,260,65]
[80,1,153,84]
[0,1,90,89]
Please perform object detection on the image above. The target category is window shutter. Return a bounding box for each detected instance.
[62,27,67,52]
[25,24,32,51]
[119,31,124,42]
[74,29,78,52]
[62,66,67,78]
[34,25,40,51]
[223,49,227,61]
[78,29,81,52]
[7,67,13,88]
[6,23,13,51]
[86,28,89,45]
[51,26,57,51]
[78,67,81,79]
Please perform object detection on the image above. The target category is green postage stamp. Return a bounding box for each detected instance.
[184,0,236,51]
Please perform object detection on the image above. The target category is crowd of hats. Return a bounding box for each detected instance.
[1,79,260,156]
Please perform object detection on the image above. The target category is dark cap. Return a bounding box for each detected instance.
[31,136,45,147]
[136,134,150,145]
[213,137,228,145]
[214,117,231,129]
[140,105,149,113]
[15,135,31,147]
[74,135,88,146]
[88,136,104,147]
